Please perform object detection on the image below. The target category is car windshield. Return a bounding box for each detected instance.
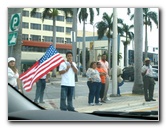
[7,7,159,121]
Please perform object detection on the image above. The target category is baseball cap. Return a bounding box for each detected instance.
[8,57,16,63]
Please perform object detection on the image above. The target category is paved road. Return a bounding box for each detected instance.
[21,75,159,113]
[22,75,159,102]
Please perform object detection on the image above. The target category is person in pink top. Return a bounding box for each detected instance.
[99,54,110,101]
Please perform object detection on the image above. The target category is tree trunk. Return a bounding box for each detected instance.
[52,16,57,77]
[132,8,144,94]
[72,8,78,81]
[144,24,148,58]
[124,44,128,67]
[108,38,111,70]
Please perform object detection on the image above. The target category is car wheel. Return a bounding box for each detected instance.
[129,76,132,81]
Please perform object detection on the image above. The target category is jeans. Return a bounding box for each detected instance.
[87,81,102,104]
[34,79,46,103]
[60,86,75,111]
[117,80,124,95]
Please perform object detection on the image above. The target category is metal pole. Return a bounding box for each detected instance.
[82,20,86,77]
[112,8,118,96]
[10,46,13,56]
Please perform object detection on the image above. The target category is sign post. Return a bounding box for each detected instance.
[8,13,21,55]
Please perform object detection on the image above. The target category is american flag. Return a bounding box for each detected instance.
[19,45,64,92]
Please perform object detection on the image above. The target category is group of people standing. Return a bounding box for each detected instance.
[86,54,110,106]
[8,51,156,112]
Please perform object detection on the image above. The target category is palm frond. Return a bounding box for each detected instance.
[147,11,158,28]
[96,21,108,39]
[31,8,38,16]
[89,8,94,24]
[58,8,73,19]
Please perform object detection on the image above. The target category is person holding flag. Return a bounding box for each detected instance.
[59,51,78,112]
[19,45,64,92]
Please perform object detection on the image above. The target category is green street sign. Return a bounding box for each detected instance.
[9,13,21,32]
[8,32,18,46]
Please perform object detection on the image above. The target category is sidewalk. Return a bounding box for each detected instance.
[39,75,159,113]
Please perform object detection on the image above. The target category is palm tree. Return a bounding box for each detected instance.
[96,12,123,69]
[132,8,144,94]
[143,8,158,58]
[130,8,158,58]
[31,8,65,77]
[121,23,134,67]
[78,8,99,76]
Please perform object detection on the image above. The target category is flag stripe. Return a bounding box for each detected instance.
[19,45,64,92]
[23,57,64,90]
[24,59,64,92]
[20,53,60,81]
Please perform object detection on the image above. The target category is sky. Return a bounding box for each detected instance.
[77,8,159,48]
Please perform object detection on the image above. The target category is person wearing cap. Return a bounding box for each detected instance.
[8,57,21,92]
[141,57,156,102]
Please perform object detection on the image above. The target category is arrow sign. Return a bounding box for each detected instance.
[8,32,18,46]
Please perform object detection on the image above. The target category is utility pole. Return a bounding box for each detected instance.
[112,8,118,96]
[72,8,78,82]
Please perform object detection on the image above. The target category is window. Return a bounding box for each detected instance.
[43,36,53,42]
[65,38,71,43]
[21,46,47,52]
[66,17,73,23]
[66,27,72,33]
[30,23,41,30]
[30,35,41,41]
[57,26,64,32]
[57,37,64,43]
[31,12,42,19]
[57,15,64,21]
[22,10,29,17]
[22,22,29,29]
[44,16,52,20]
[22,34,29,40]
[43,25,53,31]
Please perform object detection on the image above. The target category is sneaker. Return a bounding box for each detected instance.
[96,102,102,105]
[150,99,156,101]
[117,94,121,97]
[101,100,106,103]
[69,110,77,112]
[89,103,94,106]
[145,99,150,102]
[39,101,45,103]
[105,97,110,101]
[34,101,39,104]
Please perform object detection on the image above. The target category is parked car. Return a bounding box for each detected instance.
[152,65,158,69]
[152,68,158,81]
[121,66,134,81]
[122,66,158,81]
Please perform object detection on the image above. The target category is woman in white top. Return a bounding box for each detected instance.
[8,57,21,91]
